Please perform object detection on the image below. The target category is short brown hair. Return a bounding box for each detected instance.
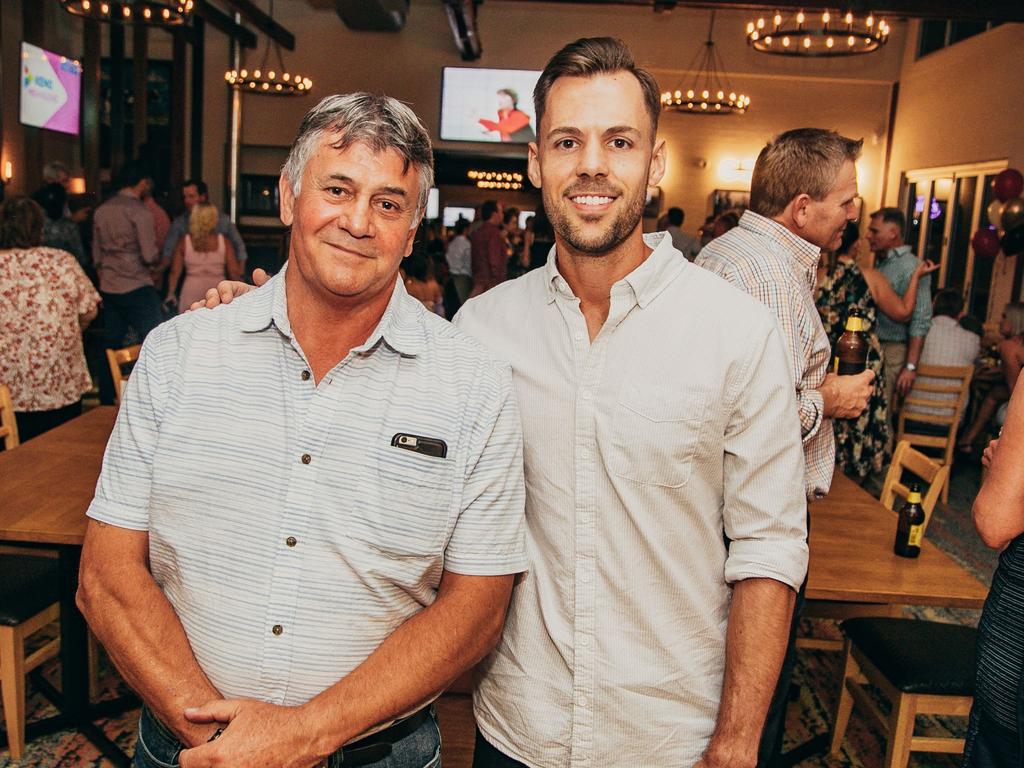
[0,196,45,249]
[534,37,661,138]
[749,128,863,218]
[870,206,906,238]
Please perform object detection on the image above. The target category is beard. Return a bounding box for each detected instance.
[545,180,647,256]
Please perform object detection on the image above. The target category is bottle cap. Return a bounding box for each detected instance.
[907,482,922,504]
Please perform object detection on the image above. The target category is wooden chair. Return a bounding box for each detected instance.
[0,384,19,450]
[897,363,974,503]
[830,617,975,767]
[106,344,142,405]
[799,444,951,651]
[0,555,61,759]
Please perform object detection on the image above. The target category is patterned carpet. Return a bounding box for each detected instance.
[2,461,996,767]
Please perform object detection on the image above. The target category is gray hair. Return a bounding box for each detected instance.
[750,128,863,218]
[282,92,434,220]
[42,160,71,183]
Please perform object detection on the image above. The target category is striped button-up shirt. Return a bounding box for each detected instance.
[456,233,808,767]
[906,315,981,419]
[87,266,527,705]
[875,245,932,342]
[697,211,834,500]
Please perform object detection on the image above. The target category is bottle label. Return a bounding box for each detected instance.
[908,491,922,504]
[832,356,839,374]
[907,524,923,547]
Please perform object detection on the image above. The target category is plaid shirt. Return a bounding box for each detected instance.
[697,211,834,499]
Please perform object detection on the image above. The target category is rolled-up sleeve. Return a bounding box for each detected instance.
[87,323,174,530]
[443,360,528,576]
[909,272,933,338]
[722,322,809,590]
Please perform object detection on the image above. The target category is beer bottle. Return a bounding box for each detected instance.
[832,308,869,376]
[894,483,926,558]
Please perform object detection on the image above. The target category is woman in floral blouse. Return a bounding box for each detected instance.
[0,196,100,442]
[816,222,937,480]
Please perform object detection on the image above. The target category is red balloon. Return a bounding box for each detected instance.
[972,228,1001,259]
[993,168,1024,203]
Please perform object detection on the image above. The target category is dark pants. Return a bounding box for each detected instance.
[101,285,164,349]
[11,401,82,445]
[757,579,807,767]
[472,729,528,768]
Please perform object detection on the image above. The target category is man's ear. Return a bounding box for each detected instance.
[527,142,542,189]
[279,174,295,227]
[403,219,418,258]
[791,193,812,229]
[648,139,667,187]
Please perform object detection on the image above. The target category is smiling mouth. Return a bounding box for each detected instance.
[569,194,616,208]
[325,242,369,258]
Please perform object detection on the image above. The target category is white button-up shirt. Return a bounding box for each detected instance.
[87,266,527,705]
[455,233,808,767]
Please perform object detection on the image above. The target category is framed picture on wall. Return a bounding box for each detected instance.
[711,189,750,217]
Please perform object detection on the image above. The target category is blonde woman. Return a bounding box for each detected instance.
[166,203,241,311]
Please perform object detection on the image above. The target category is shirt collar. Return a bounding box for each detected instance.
[544,231,683,308]
[884,244,914,260]
[238,262,425,357]
[738,210,822,272]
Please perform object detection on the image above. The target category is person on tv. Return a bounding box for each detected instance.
[478,88,535,143]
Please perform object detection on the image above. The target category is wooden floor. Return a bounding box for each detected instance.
[436,694,475,767]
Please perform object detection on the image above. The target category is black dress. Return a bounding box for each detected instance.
[964,534,1024,766]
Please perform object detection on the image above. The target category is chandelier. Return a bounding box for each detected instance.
[661,12,750,115]
[59,0,193,25]
[745,10,890,56]
[224,0,312,96]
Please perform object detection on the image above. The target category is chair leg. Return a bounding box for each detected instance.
[830,640,857,756]
[884,693,917,768]
[0,624,27,759]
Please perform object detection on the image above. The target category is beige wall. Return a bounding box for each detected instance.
[885,21,1024,318]
[204,0,905,226]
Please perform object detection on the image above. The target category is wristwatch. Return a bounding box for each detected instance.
[904,362,917,372]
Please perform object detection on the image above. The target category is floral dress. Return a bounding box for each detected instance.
[816,261,891,478]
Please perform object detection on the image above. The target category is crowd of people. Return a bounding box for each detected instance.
[1,33,1023,768]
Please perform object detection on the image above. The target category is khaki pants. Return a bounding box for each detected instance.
[881,341,907,443]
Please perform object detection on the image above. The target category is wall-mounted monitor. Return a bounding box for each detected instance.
[443,206,475,227]
[426,188,440,220]
[440,67,540,144]
[20,42,82,135]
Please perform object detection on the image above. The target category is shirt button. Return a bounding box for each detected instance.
[579,635,590,647]
[581,390,591,400]
[285,536,297,547]
[581,572,592,583]
[574,331,583,341]
[271,624,284,636]
[580,449,589,460]
[301,453,312,465]
[578,696,589,707]
[301,370,311,381]
[580,514,591,524]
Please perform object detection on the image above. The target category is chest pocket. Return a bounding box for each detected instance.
[608,381,710,488]
[347,444,456,557]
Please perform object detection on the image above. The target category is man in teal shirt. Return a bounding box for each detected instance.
[867,207,933,412]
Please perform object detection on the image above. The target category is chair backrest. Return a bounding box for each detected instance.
[0,384,19,449]
[880,440,950,531]
[900,363,974,431]
[106,345,142,406]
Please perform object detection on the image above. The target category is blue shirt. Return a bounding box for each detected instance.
[87,266,527,705]
[875,244,932,342]
[163,211,248,263]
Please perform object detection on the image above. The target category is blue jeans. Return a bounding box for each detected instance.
[134,705,442,768]
[101,285,165,349]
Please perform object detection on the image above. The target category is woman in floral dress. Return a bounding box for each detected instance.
[816,223,938,480]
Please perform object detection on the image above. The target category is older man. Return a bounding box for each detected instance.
[78,93,526,768]
[697,128,875,765]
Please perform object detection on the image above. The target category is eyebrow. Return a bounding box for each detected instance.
[323,174,409,198]
[545,125,643,140]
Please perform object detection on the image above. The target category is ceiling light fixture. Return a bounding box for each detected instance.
[746,9,890,56]
[59,0,193,26]
[661,12,750,116]
[225,0,312,97]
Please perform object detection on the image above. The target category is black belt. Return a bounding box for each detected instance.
[322,707,432,767]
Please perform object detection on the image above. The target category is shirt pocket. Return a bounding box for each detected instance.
[347,445,456,558]
[608,381,710,488]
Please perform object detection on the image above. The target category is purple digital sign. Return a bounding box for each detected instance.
[20,42,82,136]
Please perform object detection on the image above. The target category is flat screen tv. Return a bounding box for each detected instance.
[443,206,475,227]
[440,67,540,144]
[20,42,82,135]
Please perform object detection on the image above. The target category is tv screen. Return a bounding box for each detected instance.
[20,42,82,135]
[440,67,540,144]
[443,206,475,227]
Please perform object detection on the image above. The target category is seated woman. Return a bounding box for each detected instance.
[959,303,1024,451]
[165,202,241,312]
[0,196,100,442]
[816,221,937,480]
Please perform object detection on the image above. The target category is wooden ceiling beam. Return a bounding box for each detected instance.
[217,0,296,50]
[195,1,258,48]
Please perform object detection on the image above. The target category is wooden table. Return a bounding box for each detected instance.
[0,406,131,765]
[807,471,988,609]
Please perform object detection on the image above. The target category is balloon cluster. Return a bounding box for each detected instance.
[973,168,1024,259]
